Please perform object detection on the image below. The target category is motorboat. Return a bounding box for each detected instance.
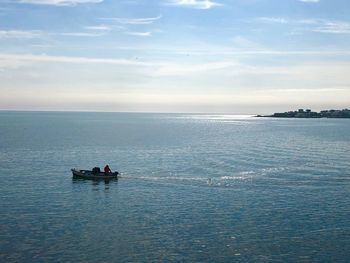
[71,168,119,180]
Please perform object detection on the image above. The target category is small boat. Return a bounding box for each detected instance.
[71,169,119,180]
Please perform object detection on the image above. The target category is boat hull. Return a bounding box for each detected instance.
[71,169,119,180]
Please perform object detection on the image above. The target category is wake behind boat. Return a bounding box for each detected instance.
[71,168,119,180]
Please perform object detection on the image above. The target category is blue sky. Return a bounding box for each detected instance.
[0,0,349,113]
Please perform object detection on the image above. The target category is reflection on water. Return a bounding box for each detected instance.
[72,176,118,191]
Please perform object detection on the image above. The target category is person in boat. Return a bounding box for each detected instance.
[104,165,112,175]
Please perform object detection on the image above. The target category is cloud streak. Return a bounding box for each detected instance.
[155,61,238,76]
[60,32,107,37]
[84,25,111,31]
[18,0,103,6]
[165,0,222,9]
[100,15,162,25]
[256,17,350,34]
[312,20,350,34]
[256,17,288,24]
[0,53,153,67]
[0,30,42,38]
[299,0,319,3]
[124,31,152,37]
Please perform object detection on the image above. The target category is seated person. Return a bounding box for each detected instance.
[104,165,112,175]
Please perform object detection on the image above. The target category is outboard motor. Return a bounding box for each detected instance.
[92,167,101,174]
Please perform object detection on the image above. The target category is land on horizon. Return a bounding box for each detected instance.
[257,108,350,118]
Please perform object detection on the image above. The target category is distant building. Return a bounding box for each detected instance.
[258,108,350,118]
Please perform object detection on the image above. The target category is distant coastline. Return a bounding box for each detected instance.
[257,109,350,118]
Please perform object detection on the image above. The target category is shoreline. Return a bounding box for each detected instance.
[256,108,350,118]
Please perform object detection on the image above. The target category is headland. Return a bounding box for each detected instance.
[257,109,350,118]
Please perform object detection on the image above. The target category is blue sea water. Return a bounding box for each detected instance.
[0,111,349,262]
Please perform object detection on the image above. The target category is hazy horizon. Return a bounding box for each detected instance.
[1,106,349,115]
[1,0,349,112]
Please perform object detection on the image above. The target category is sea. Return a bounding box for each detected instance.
[0,111,349,262]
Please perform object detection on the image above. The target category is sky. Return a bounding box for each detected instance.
[0,0,349,113]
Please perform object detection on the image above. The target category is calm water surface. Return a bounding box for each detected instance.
[0,111,349,262]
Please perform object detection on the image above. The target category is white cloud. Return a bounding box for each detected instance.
[60,25,111,37]
[100,15,162,25]
[155,61,238,76]
[125,31,152,37]
[18,0,103,6]
[165,0,222,9]
[255,16,350,34]
[60,32,107,37]
[84,25,111,31]
[297,19,319,25]
[313,20,350,34]
[1,52,350,112]
[268,87,347,92]
[0,30,42,38]
[0,53,154,67]
[297,19,350,34]
[299,0,319,3]
[256,17,288,24]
